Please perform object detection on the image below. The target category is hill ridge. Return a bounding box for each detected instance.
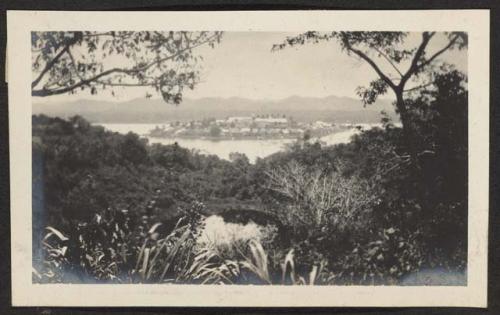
[33,95,398,124]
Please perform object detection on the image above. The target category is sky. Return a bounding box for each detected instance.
[34,32,467,104]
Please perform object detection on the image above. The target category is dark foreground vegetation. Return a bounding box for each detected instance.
[32,71,467,285]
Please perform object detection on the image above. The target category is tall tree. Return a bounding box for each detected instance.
[31,31,223,104]
[273,32,467,165]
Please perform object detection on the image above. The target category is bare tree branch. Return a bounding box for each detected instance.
[403,81,434,93]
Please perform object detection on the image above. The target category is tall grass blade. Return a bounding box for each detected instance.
[159,227,191,281]
[140,248,150,281]
[45,226,69,241]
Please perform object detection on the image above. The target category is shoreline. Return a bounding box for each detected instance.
[146,128,352,142]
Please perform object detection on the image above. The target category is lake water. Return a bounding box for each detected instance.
[98,123,363,162]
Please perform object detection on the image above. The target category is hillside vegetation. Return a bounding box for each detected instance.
[32,71,467,285]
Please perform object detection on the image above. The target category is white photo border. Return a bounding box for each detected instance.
[7,9,490,307]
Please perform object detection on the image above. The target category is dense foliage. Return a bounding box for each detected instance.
[32,71,467,285]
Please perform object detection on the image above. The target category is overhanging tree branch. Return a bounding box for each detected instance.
[342,39,397,91]
[31,44,70,89]
[400,32,434,87]
[373,47,404,78]
[32,32,221,97]
[415,34,460,71]
[32,68,128,96]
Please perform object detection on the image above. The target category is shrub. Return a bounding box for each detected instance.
[329,227,425,285]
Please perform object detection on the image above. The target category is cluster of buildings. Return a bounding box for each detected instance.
[147,115,342,140]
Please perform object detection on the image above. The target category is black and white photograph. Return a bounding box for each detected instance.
[7,10,489,307]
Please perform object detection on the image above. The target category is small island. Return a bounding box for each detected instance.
[147,114,352,140]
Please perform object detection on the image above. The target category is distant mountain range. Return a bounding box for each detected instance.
[32,95,398,124]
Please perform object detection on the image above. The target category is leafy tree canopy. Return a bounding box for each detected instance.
[273,31,467,168]
[31,31,223,104]
[273,31,467,105]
